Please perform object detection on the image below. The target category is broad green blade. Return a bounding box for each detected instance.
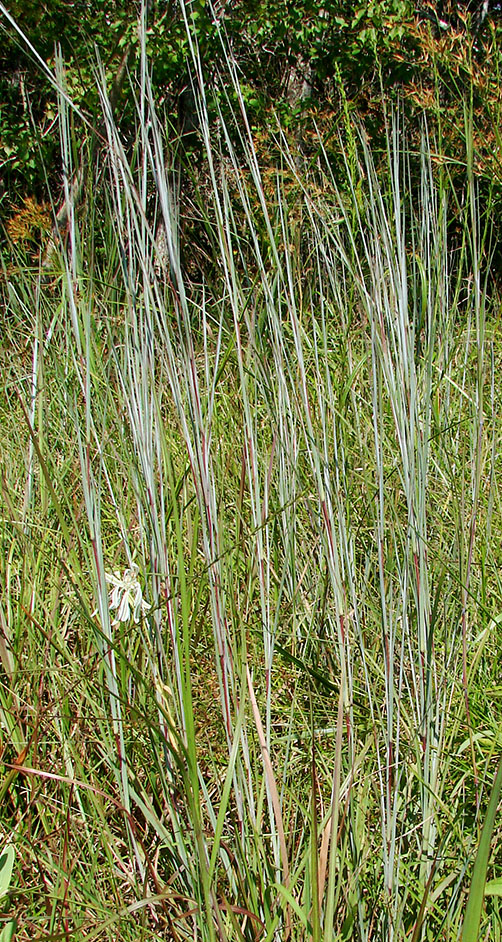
[461,758,502,941]
[0,921,16,942]
[484,878,502,897]
[0,847,14,899]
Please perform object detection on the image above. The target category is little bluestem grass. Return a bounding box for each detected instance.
[1,7,502,939]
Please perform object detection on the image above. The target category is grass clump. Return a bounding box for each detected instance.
[1,19,502,942]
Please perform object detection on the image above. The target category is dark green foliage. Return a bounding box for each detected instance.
[0,0,418,207]
[3,0,502,281]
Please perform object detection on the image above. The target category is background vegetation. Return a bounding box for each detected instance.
[3,0,502,246]
[2,2,502,940]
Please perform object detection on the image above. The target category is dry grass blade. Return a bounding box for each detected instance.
[247,666,291,937]
[318,675,344,927]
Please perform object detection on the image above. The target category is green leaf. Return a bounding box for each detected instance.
[485,878,502,897]
[0,848,14,900]
[461,759,502,942]
[0,921,16,942]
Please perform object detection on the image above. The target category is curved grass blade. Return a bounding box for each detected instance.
[461,757,502,941]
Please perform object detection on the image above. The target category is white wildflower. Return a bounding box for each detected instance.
[105,564,150,625]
